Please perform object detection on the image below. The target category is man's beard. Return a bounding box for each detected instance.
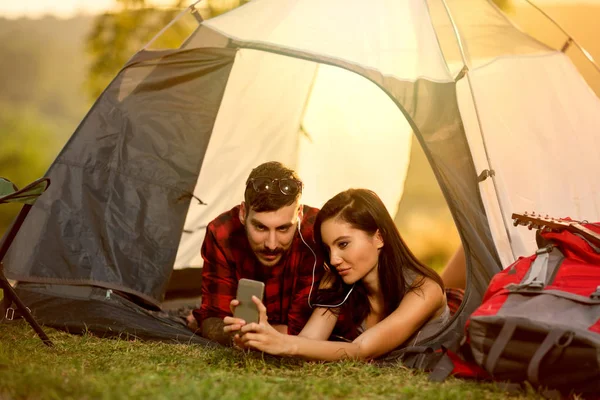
[259,248,284,257]
[255,246,291,266]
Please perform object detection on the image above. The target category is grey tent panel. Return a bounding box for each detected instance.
[14,283,217,345]
[5,48,237,307]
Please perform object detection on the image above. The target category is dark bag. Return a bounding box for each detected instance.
[465,217,600,394]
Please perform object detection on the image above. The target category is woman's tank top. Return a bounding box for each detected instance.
[357,269,450,346]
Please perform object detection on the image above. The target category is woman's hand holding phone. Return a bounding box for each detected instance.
[224,279,268,351]
[238,296,293,356]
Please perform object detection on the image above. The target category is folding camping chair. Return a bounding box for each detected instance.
[0,177,53,346]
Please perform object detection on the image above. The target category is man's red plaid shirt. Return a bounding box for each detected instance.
[193,205,323,335]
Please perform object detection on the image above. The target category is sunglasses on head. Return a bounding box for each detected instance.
[246,177,303,196]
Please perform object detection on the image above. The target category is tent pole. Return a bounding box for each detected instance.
[190,1,204,23]
[519,0,600,75]
[297,64,321,144]
[142,2,201,50]
[438,0,517,262]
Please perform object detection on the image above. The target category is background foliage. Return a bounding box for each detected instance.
[85,0,251,99]
[0,16,91,234]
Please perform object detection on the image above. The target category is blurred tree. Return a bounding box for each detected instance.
[85,0,249,100]
[0,35,42,107]
[493,0,514,13]
[0,106,55,236]
[0,17,95,236]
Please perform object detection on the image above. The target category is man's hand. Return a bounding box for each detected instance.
[200,318,232,346]
[223,299,250,350]
[223,299,247,333]
[186,313,199,331]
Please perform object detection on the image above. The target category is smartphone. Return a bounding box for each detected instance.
[233,278,265,324]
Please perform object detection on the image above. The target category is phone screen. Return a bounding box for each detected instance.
[233,278,265,324]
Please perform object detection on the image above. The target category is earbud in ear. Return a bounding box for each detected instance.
[297,205,303,231]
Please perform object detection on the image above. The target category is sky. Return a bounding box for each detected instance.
[0,0,599,19]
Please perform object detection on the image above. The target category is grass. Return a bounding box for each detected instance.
[0,321,543,400]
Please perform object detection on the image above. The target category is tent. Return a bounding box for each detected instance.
[3,0,600,346]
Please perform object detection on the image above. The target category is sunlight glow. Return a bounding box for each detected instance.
[0,0,189,19]
[1,0,599,19]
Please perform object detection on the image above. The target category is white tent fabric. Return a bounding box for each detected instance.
[174,49,316,268]
[175,50,413,269]
[427,0,552,76]
[175,0,600,270]
[296,64,413,214]
[203,0,453,82]
[460,52,600,265]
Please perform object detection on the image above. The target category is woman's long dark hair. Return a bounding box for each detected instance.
[313,189,444,331]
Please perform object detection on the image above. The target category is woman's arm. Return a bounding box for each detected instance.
[297,306,339,340]
[348,276,445,359]
[241,278,444,361]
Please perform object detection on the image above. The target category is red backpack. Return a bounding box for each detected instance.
[457,215,600,395]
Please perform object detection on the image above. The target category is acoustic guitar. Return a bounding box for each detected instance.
[511,212,600,249]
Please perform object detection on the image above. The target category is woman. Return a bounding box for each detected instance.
[224,188,449,361]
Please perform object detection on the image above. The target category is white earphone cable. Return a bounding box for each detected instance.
[297,209,355,309]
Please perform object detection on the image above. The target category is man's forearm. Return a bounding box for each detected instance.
[201,317,232,345]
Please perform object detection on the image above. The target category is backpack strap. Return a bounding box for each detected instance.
[519,248,550,289]
[527,329,573,386]
[484,318,517,374]
[393,345,441,370]
[509,245,564,290]
[428,351,454,382]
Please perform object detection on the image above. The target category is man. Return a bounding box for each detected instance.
[190,161,323,345]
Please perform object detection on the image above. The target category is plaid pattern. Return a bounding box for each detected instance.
[193,205,323,335]
[446,287,464,316]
